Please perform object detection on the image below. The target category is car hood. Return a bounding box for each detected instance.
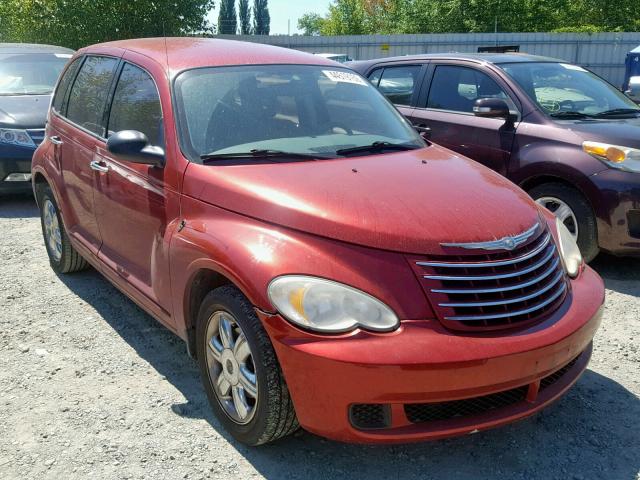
[183,146,542,255]
[0,94,51,129]
[561,116,640,148]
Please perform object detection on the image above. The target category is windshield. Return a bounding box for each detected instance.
[499,62,640,117]
[0,53,71,95]
[174,65,424,161]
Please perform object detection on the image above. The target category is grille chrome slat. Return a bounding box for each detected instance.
[414,225,568,331]
[424,245,555,281]
[444,282,567,321]
[418,233,551,269]
[439,270,564,308]
[431,258,560,294]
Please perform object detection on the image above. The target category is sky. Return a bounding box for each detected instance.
[208,0,330,35]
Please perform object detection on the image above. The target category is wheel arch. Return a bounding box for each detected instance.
[182,266,248,359]
[519,173,598,227]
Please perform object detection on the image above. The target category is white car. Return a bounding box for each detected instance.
[313,53,353,63]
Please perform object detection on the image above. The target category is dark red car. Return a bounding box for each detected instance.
[32,39,604,445]
[350,54,640,261]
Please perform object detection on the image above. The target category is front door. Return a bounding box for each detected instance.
[409,64,519,176]
[92,61,176,318]
[53,55,119,255]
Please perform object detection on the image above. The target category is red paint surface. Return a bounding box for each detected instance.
[32,38,605,443]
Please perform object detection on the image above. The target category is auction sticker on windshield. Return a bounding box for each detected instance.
[322,70,368,86]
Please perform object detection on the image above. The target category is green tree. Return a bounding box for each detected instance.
[239,0,252,34]
[0,0,214,49]
[253,0,270,35]
[321,0,367,35]
[297,13,325,36]
[301,0,640,35]
[218,0,237,34]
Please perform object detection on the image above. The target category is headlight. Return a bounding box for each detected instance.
[556,218,583,278]
[267,275,399,333]
[583,141,640,173]
[0,128,36,148]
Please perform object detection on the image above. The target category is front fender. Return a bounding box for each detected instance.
[511,140,606,189]
[169,195,434,338]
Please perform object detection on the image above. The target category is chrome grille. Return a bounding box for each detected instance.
[413,225,569,331]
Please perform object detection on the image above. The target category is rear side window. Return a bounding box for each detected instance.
[107,63,163,147]
[376,65,421,106]
[66,56,118,136]
[51,57,82,113]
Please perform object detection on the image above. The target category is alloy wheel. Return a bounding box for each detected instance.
[205,311,258,424]
[535,196,579,240]
[42,199,63,262]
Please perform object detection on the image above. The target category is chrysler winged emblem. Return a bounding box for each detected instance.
[441,223,539,251]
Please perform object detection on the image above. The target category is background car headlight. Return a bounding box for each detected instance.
[0,128,36,148]
[267,276,399,333]
[556,218,583,278]
[583,141,640,173]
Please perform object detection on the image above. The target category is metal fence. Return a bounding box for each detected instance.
[215,32,640,87]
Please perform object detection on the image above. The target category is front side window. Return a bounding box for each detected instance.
[376,65,421,106]
[66,56,118,136]
[52,57,82,113]
[0,53,71,96]
[107,63,163,147]
[499,62,640,117]
[427,65,515,113]
[174,65,423,160]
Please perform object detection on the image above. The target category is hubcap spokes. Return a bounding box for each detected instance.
[535,196,579,240]
[43,200,62,261]
[205,312,258,424]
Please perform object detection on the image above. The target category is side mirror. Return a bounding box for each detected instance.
[106,130,165,167]
[624,77,640,103]
[473,98,510,118]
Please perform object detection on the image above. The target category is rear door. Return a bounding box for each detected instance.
[50,55,120,254]
[410,63,520,175]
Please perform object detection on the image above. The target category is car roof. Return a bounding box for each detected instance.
[83,37,338,72]
[0,43,74,54]
[349,52,563,70]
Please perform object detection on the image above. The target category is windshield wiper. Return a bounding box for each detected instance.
[549,111,593,118]
[200,149,326,163]
[593,108,640,117]
[335,141,421,156]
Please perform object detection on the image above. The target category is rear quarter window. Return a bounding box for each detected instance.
[52,57,82,114]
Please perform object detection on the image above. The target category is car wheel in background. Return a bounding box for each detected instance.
[196,285,299,445]
[37,185,88,273]
[530,182,599,262]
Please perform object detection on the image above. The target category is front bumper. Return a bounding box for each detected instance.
[0,144,36,194]
[586,168,640,255]
[260,266,604,444]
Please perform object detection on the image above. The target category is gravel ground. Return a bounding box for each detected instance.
[1,195,639,480]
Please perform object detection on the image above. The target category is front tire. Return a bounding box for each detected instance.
[196,285,298,445]
[37,185,88,273]
[529,182,599,262]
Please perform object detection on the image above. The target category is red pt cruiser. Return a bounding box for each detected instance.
[32,38,604,445]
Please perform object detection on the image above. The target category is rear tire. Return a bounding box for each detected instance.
[196,285,299,445]
[529,182,599,262]
[37,185,88,273]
